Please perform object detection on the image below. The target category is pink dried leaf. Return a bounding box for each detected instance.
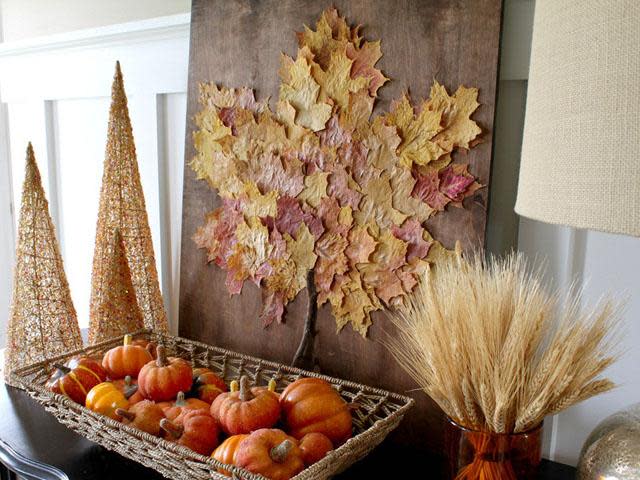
[391,219,432,261]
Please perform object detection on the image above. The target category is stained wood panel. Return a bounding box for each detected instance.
[180,0,502,453]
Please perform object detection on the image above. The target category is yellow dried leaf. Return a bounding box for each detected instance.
[340,89,375,133]
[385,94,445,168]
[232,216,272,277]
[427,81,481,152]
[297,171,329,208]
[354,173,408,228]
[331,271,380,336]
[277,224,318,301]
[311,47,369,111]
[388,166,434,222]
[297,7,358,69]
[279,49,332,132]
[338,206,353,227]
[241,182,277,217]
[200,83,268,113]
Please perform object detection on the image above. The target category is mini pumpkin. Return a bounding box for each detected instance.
[112,375,144,405]
[102,334,153,379]
[280,377,352,445]
[85,382,129,420]
[115,400,165,436]
[299,432,333,465]
[210,376,280,435]
[46,356,108,405]
[137,345,193,401]
[191,367,227,403]
[161,391,210,422]
[211,434,249,477]
[160,410,219,456]
[235,429,304,480]
[131,338,157,359]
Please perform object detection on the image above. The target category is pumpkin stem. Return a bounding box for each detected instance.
[270,440,293,463]
[230,380,239,393]
[123,376,139,400]
[53,363,71,374]
[239,375,253,402]
[115,408,135,421]
[123,334,132,346]
[268,378,277,392]
[160,418,184,439]
[175,391,186,406]
[156,345,168,367]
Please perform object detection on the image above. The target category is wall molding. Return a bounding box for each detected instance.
[0,14,190,334]
[0,13,190,58]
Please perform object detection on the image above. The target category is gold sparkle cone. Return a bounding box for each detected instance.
[89,61,168,336]
[88,229,145,344]
[4,144,83,384]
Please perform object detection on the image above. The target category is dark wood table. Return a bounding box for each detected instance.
[0,382,575,479]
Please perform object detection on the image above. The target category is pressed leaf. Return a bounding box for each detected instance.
[311,46,369,110]
[392,219,433,261]
[385,94,444,168]
[298,171,329,208]
[346,40,389,96]
[279,49,332,132]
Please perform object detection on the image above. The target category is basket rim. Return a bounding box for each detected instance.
[13,328,415,406]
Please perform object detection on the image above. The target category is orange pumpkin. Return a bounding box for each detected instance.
[280,377,352,444]
[116,400,165,436]
[137,346,193,401]
[211,434,249,476]
[235,429,304,480]
[46,356,108,405]
[85,382,129,420]
[161,391,210,422]
[299,432,333,465]
[210,376,280,435]
[102,334,153,379]
[112,375,144,405]
[191,367,227,403]
[160,410,219,456]
[131,338,157,359]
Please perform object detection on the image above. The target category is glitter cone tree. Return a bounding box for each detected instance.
[4,144,83,383]
[88,229,145,344]
[89,61,168,335]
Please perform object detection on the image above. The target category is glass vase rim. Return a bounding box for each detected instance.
[446,416,543,436]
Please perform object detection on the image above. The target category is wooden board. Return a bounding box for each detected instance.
[180,0,502,453]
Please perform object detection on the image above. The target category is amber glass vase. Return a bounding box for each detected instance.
[445,418,543,480]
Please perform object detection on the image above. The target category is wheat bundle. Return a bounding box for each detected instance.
[385,253,622,435]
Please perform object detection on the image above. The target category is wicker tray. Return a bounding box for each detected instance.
[10,330,414,480]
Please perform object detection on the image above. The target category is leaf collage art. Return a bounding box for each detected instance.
[192,8,482,336]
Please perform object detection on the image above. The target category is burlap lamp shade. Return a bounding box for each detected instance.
[515,1,640,236]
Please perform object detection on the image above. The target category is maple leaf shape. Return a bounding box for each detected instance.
[411,164,480,211]
[297,7,360,69]
[385,94,444,168]
[346,41,389,97]
[192,8,483,336]
[311,46,369,110]
[392,219,433,261]
[279,49,332,132]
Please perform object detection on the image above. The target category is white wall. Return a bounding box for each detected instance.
[0,12,190,335]
[505,0,640,467]
[0,0,190,42]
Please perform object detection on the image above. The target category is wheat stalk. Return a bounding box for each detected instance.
[384,252,623,434]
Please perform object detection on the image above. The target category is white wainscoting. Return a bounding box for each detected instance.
[0,14,190,335]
